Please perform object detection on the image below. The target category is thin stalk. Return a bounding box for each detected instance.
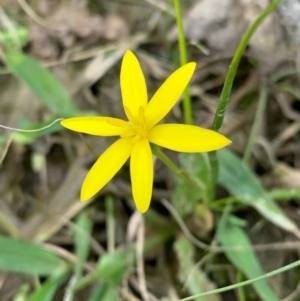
[237,272,246,301]
[178,259,300,301]
[105,195,115,253]
[209,0,283,182]
[152,144,181,176]
[173,0,193,124]
[211,0,282,132]
[0,212,21,238]
[151,144,204,190]
[269,188,300,201]
[243,85,269,163]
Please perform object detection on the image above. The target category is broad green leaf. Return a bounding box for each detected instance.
[96,248,131,285]
[74,213,93,278]
[27,270,68,301]
[218,215,280,301]
[4,50,80,117]
[173,153,212,216]
[0,236,67,275]
[174,237,219,301]
[218,149,299,235]
[88,283,119,301]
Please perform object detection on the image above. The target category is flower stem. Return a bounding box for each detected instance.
[211,0,282,132]
[151,144,180,175]
[173,0,193,125]
[209,0,283,182]
[243,83,269,163]
[151,144,204,190]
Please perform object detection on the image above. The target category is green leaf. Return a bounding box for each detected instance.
[0,236,67,275]
[174,237,220,301]
[217,149,299,235]
[0,28,29,48]
[88,283,119,301]
[74,213,93,278]
[173,153,212,216]
[4,50,80,117]
[96,247,133,285]
[96,229,172,285]
[27,270,68,301]
[218,215,280,301]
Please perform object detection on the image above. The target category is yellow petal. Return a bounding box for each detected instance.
[145,63,196,128]
[120,50,147,123]
[81,138,132,201]
[61,117,127,136]
[130,139,153,213]
[149,124,231,152]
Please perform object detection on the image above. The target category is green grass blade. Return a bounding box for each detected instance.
[243,85,269,163]
[211,0,283,132]
[209,0,283,183]
[173,0,193,124]
[27,270,69,301]
[88,283,119,301]
[218,215,280,301]
[0,28,29,48]
[74,229,172,292]
[96,229,172,285]
[96,247,133,286]
[74,213,93,278]
[178,259,300,301]
[173,153,212,216]
[3,49,80,117]
[217,149,299,235]
[0,236,67,275]
[175,237,219,301]
[63,213,93,301]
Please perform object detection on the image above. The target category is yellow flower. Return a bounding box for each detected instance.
[61,50,231,213]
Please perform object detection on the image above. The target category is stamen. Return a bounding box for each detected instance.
[132,125,143,136]
[120,131,135,138]
[138,106,147,129]
[124,106,135,122]
[106,118,127,128]
[131,135,140,144]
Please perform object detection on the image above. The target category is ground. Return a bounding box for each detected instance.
[0,0,300,300]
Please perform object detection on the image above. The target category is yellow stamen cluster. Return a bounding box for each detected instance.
[60,50,231,213]
[107,106,149,143]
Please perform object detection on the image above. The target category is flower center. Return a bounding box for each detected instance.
[107,106,149,144]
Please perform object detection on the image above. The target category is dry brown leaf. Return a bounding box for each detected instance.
[262,162,300,189]
[169,0,295,71]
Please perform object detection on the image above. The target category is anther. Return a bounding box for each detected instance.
[106,118,127,128]
[120,131,135,138]
[131,135,140,144]
[138,106,147,129]
[124,106,135,123]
